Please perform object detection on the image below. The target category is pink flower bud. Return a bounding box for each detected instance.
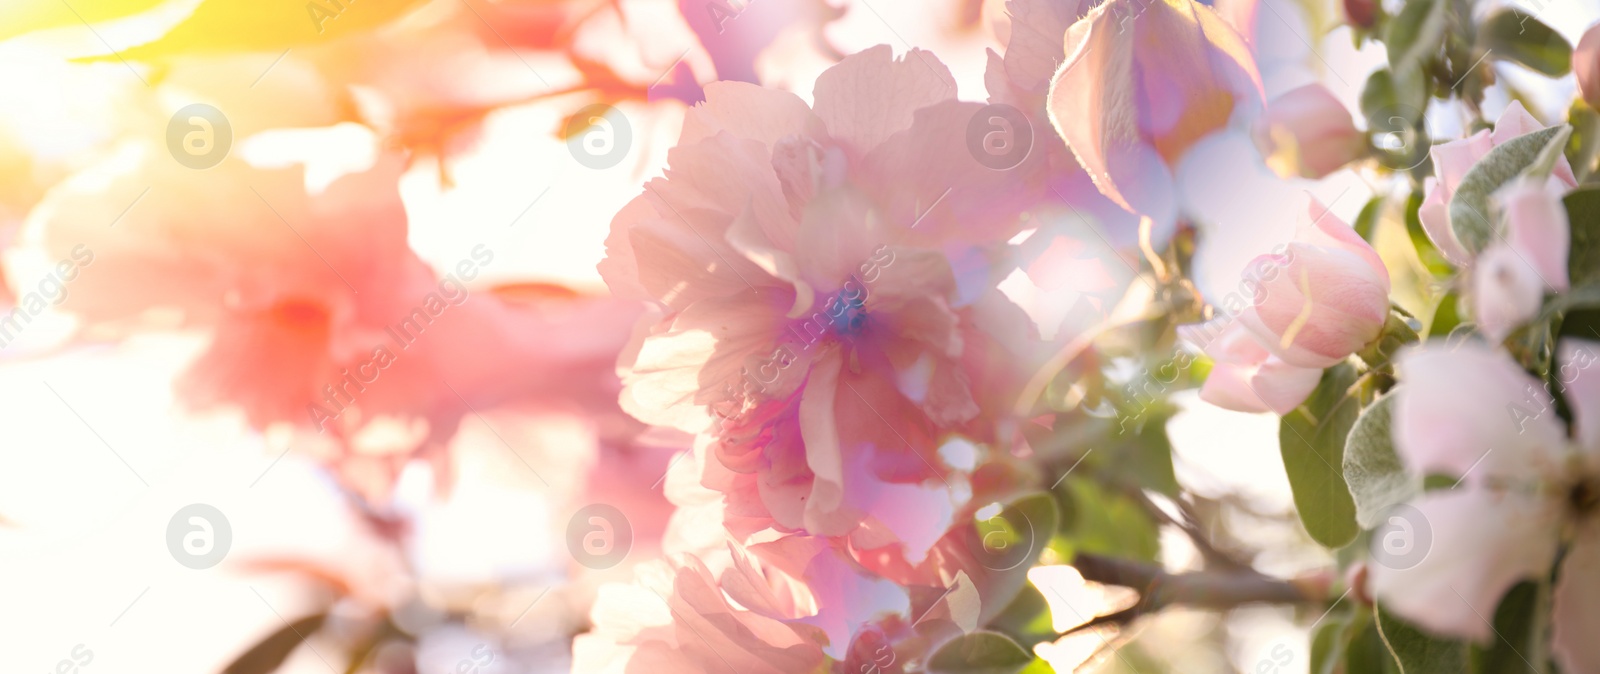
[1045,0,1262,226]
[1238,199,1391,369]
[1254,83,1367,179]
[1343,0,1377,29]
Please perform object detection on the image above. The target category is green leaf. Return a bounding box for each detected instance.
[1383,0,1446,97]
[1468,581,1543,673]
[1342,393,1420,529]
[1105,410,1180,497]
[986,585,1056,650]
[1051,477,1159,563]
[222,613,328,674]
[1565,187,1600,286]
[961,492,1060,624]
[1522,126,1573,182]
[1362,70,1432,174]
[1478,8,1573,77]
[1360,313,1421,371]
[1426,288,1463,339]
[1354,196,1385,242]
[1310,610,1355,674]
[927,631,1034,674]
[1567,100,1600,182]
[1385,0,1446,70]
[1450,125,1570,255]
[1016,659,1057,674]
[1374,605,1470,673]
[1281,364,1362,549]
[1347,617,1399,674]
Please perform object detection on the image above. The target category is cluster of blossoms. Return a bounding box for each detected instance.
[584,0,1600,669]
[14,0,1600,668]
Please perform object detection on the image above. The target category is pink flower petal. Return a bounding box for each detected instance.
[1367,490,1560,641]
[1472,243,1545,342]
[1394,343,1566,482]
[812,45,956,155]
[1552,526,1600,674]
[1497,178,1571,291]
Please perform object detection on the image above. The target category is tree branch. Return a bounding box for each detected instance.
[1063,553,1321,635]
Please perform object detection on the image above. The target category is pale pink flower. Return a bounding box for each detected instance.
[1044,0,1262,227]
[1178,317,1321,414]
[1253,83,1366,179]
[1372,341,1600,673]
[1236,199,1390,369]
[602,47,1035,559]
[1417,101,1576,265]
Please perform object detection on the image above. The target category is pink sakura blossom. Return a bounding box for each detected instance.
[601,46,1036,560]
[1418,100,1576,266]
[1044,0,1262,228]
[1372,341,1600,673]
[571,536,936,673]
[30,148,636,493]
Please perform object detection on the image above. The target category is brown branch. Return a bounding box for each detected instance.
[1063,553,1320,635]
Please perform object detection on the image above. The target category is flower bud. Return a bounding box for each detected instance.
[1238,199,1391,369]
[1254,83,1367,179]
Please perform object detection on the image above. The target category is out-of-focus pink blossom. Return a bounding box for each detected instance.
[1253,83,1366,179]
[1472,178,1570,340]
[1472,245,1546,342]
[1418,101,1576,265]
[30,148,637,496]
[1178,317,1321,414]
[1373,341,1600,673]
[1499,177,1571,291]
[572,536,939,672]
[601,46,1036,560]
[1236,199,1390,369]
[1576,22,1600,111]
[1044,0,1261,227]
